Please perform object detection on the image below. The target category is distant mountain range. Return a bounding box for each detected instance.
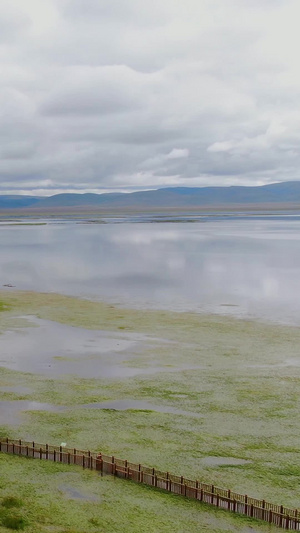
[2,181,300,210]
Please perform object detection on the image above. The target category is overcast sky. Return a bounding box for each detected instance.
[1,0,300,195]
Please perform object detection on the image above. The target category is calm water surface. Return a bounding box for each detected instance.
[1,216,300,325]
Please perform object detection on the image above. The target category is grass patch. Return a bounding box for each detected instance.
[1,497,23,509]
[1,514,27,530]
[0,301,10,312]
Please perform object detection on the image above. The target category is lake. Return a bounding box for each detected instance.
[1,214,300,325]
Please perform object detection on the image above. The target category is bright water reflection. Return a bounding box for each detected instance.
[1,217,300,324]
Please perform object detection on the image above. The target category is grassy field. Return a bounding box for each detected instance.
[1,289,300,530]
[0,453,279,533]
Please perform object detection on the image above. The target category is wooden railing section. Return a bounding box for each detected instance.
[1,438,299,530]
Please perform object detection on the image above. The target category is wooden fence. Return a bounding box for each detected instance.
[1,437,299,530]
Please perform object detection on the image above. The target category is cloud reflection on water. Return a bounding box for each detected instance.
[1,218,300,324]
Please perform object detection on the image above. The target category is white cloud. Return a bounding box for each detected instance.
[1,0,300,194]
[166,149,189,159]
[207,121,288,154]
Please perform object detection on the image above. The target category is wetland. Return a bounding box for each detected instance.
[1,215,300,531]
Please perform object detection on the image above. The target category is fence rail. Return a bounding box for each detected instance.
[1,437,299,530]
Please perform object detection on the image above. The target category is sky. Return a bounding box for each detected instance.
[1,0,300,196]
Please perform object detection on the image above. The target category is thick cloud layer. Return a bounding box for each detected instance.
[1,0,300,194]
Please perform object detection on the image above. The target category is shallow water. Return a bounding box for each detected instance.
[0,397,203,428]
[201,456,252,467]
[0,316,147,378]
[58,484,99,502]
[82,400,203,418]
[0,400,65,426]
[1,216,300,324]
[0,386,33,394]
[0,316,204,378]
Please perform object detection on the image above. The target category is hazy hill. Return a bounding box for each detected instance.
[0,195,42,209]
[2,182,300,210]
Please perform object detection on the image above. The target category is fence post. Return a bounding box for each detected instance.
[216,494,219,508]
[152,467,155,486]
[195,481,198,499]
[279,513,283,528]
[83,455,85,469]
[211,485,214,504]
[138,464,141,482]
[46,444,48,460]
[19,439,22,454]
[96,453,102,472]
[269,510,272,524]
[286,515,289,529]
[228,490,231,510]
[261,499,265,520]
[40,447,42,459]
[245,495,248,515]
[200,489,203,502]
[111,456,115,475]
[167,472,171,492]
[68,452,70,465]
[54,450,56,462]
[88,451,91,470]
[181,476,184,495]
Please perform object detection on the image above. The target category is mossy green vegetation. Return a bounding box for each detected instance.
[1,289,300,529]
[0,453,280,533]
[1,497,23,509]
[0,496,26,531]
[0,301,10,313]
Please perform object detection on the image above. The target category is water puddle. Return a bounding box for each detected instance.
[0,400,65,426]
[0,316,203,379]
[58,485,99,502]
[246,359,300,369]
[0,316,153,378]
[0,397,203,428]
[0,386,33,395]
[201,456,251,467]
[82,399,203,418]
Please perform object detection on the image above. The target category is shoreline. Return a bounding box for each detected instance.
[1,287,300,330]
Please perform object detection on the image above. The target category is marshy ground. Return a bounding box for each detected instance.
[1,289,300,531]
[0,453,277,533]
